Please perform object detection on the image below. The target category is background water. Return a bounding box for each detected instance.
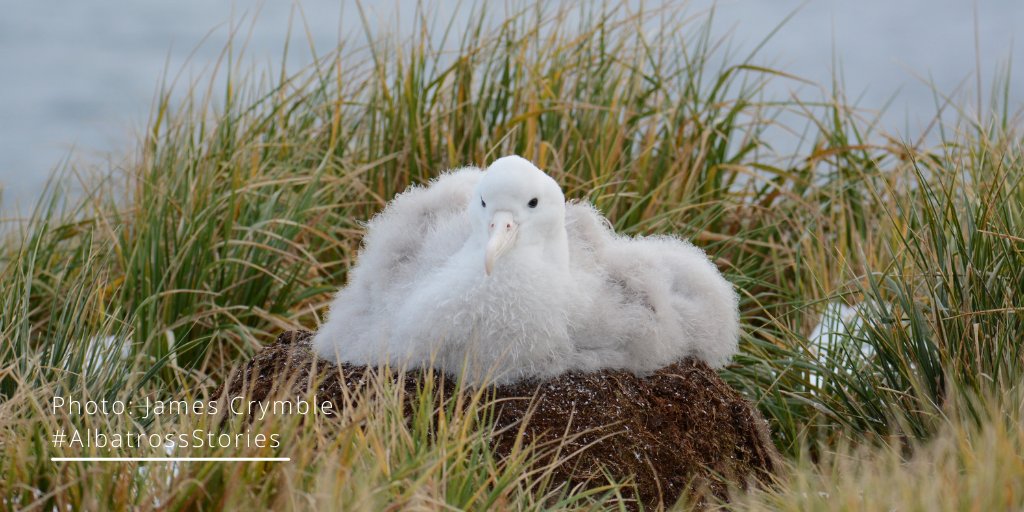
[0,0,1021,217]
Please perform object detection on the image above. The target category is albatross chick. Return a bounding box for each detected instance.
[313,156,739,385]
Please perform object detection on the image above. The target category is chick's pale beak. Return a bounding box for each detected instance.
[485,211,518,275]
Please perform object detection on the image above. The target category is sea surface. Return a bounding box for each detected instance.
[1,0,1021,216]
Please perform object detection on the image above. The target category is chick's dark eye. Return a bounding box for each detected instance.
[481,198,486,208]
[528,197,538,208]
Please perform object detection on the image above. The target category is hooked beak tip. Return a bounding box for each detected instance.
[484,212,517,276]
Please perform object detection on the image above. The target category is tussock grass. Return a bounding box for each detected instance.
[729,390,1024,511]
[1,1,1022,509]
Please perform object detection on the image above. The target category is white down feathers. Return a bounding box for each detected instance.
[313,156,740,385]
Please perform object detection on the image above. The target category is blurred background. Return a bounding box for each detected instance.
[0,0,1020,216]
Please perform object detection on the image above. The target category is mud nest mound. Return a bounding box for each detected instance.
[217,330,779,508]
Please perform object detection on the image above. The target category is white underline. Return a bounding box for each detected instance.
[52,457,289,462]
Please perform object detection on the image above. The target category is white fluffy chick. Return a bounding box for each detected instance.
[313,155,739,385]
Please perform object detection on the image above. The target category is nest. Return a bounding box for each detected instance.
[217,330,779,508]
